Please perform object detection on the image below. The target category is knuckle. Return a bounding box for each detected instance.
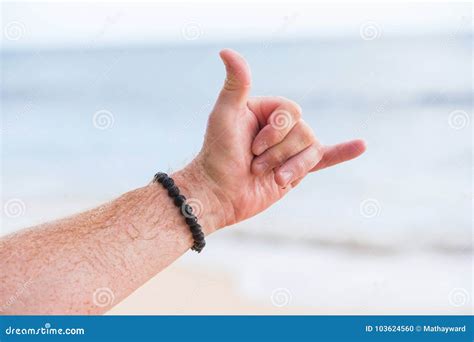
[313,141,324,157]
[267,126,286,143]
[309,144,323,168]
[295,158,308,173]
[288,100,303,118]
[301,133,313,147]
[277,96,302,119]
[223,76,238,91]
[297,122,315,146]
[267,148,286,165]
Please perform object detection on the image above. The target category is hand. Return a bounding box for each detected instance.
[174,49,366,233]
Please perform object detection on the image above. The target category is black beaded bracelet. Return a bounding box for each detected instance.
[153,172,206,253]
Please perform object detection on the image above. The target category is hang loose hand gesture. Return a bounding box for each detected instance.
[178,49,366,232]
[0,49,366,314]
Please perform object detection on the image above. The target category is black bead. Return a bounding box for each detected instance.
[193,240,206,252]
[192,231,205,241]
[153,172,167,183]
[173,195,186,207]
[185,216,198,226]
[189,223,201,232]
[167,185,180,197]
[162,177,174,189]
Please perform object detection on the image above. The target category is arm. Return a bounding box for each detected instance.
[0,167,226,314]
[0,49,366,314]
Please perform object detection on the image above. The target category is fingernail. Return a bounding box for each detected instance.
[280,170,293,185]
[254,161,268,175]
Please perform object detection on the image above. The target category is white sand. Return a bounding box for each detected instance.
[109,236,472,315]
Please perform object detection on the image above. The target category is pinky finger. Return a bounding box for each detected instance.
[310,139,366,172]
[274,144,323,187]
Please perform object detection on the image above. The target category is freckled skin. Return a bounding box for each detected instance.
[0,169,223,314]
[0,49,365,314]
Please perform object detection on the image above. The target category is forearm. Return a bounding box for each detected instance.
[0,166,225,314]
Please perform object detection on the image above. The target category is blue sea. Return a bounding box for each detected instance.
[2,35,472,255]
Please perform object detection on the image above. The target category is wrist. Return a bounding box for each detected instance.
[171,161,231,235]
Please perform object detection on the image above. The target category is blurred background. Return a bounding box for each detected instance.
[1,1,472,314]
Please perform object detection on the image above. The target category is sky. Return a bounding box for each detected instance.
[1,1,472,49]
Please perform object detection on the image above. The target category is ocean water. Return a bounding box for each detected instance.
[2,36,472,254]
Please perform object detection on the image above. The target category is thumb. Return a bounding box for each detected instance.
[216,49,252,107]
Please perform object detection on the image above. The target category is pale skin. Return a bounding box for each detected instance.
[0,49,366,314]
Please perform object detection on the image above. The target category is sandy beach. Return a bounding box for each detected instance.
[108,235,472,315]
[107,262,309,315]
